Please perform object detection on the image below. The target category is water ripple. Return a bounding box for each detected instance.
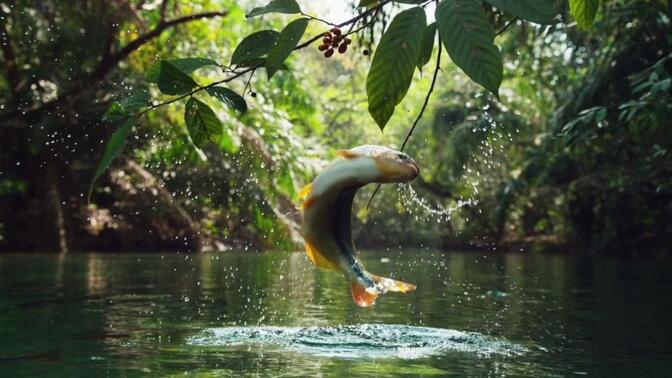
[186,324,527,359]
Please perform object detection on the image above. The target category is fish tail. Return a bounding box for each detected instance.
[350,274,416,307]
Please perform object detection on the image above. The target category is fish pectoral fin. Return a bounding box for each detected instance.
[299,195,318,210]
[351,280,380,307]
[298,182,313,200]
[305,239,341,272]
[337,150,361,159]
[372,275,416,293]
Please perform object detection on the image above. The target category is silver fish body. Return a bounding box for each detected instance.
[300,145,419,307]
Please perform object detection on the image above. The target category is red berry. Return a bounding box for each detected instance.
[331,27,341,36]
[363,49,370,56]
[318,44,329,51]
[344,37,352,45]
[333,35,342,44]
[331,41,339,48]
[338,43,347,54]
[323,36,332,44]
[324,49,334,58]
[324,32,331,37]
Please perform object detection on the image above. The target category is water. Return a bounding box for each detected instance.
[0,251,670,376]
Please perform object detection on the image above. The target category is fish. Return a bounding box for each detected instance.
[299,145,420,307]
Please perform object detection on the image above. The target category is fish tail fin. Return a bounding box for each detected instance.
[372,274,417,293]
[350,275,416,307]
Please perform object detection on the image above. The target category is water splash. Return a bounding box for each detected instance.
[186,324,527,360]
[397,184,478,222]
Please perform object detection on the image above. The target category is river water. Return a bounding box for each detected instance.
[0,251,670,376]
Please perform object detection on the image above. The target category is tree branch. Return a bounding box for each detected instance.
[0,10,228,124]
[159,0,170,21]
[94,10,228,80]
[0,17,21,98]
[140,0,395,118]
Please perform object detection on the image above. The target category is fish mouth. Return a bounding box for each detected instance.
[409,161,420,179]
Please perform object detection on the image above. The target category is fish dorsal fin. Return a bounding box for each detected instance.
[305,238,341,272]
[337,150,361,159]
[298,182,313,200]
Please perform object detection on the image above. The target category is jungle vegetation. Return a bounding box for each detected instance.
[0,0,670,255]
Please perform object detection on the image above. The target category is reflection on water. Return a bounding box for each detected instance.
[187,324,528,359]
[0,251,670,376]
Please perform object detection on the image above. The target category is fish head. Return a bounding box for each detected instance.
[351,145,420,183]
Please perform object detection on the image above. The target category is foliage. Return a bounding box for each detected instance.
[1,0,670,254]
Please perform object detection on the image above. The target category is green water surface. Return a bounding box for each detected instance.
[0,251,670,377]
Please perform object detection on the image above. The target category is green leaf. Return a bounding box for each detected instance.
[247,0,301,18]
[88,118,134,201]
[147,59,216,82]
[417,22,437,71]
[184,97,223,148]
[207,86,248,114]
[235,57,289,71]
[366,8,426,130]
[231,30,280,65]
[266,18,309,79]
[102,102,126,123]
[102,88,150,123]
[436,0,503,97]
[119,87,150,112]
[569,0,599,30]
[484,0,558,25]
[148,61,198,95]
[168,58,219,74]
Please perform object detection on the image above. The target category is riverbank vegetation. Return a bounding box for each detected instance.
[1,0,670,254]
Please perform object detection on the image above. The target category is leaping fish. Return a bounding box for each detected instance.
[299,145,420,307]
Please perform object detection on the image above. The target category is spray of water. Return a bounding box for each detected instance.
[396,183,478,223]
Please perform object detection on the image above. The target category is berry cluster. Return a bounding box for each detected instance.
[318,27,351,58]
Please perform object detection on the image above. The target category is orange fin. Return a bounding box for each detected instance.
[299,195,318,210]
[373,275,417,293]
[351,280,380,307]
[298,182,313,200]
[337,150,361,159]
[305,239,341,272]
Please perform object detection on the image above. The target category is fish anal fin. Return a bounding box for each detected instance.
[305,239,341,272]
[298,182,313,200]
[351,281,380,307]
[337,150,361,159]
[372,275,417,293]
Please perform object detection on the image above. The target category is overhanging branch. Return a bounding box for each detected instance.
[94,11,229,80]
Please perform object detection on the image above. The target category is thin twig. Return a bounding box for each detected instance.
[300,11,338,27]
[296,0,392,50]
[144,0,394,117]
[401,38,442,151]
[495,16,518,37]
[366,37,443,210]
